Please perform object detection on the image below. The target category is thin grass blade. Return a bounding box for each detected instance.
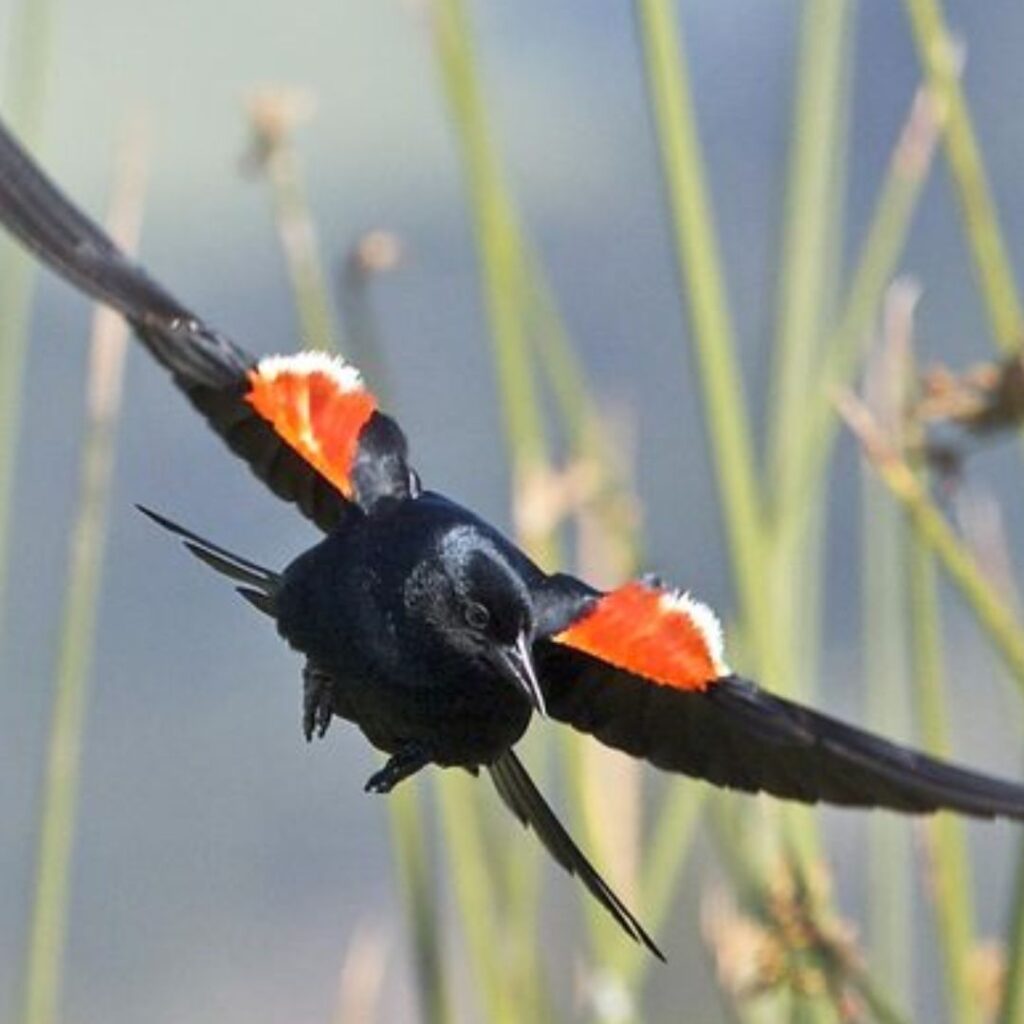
[632,0,768,675]
[0,0,60,637]
[245,89,343,354]
[20,118,146,1024]
[902,0,1023,351]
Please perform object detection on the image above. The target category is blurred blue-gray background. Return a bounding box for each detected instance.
[3,2,1024,1021]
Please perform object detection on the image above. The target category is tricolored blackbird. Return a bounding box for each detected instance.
[4,119,1024,960]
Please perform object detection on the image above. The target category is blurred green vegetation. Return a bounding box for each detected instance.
[9,1,1024,1022]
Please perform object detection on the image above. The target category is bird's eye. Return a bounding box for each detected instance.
[465,602,490,631]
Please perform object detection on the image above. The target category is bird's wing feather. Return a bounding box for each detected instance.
[0,118,414,528]
[488,749,664,960]
[537,576,1024,819]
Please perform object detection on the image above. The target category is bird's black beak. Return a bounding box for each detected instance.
[499,632,547,717]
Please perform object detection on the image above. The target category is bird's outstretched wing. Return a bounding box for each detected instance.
[535,577,1024,819]
[488,749,663,959]
[0,118,415,530]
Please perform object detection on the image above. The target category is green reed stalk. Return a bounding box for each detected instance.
[435,772,519,1024]
[767,0,852,715]
[388,783,451,1024]
[21,122,146,1024]
[246,93,342,354]
[902,0,1024,352]
[431,2,717,993]
[903,50,1024,1013]
[769,0,851,514]
[432,0,703,995]
[431,0,547,482]
[1001,850,1024,1024]
[430,0,560,1008]
[614,784,705,989]
[252,104,450,1023]
[337,232,402,407]
[634,8,837,1021]
[264,145,340,353]
[0,0,59,635]
[861,394,913,1001]
[892,0,1024,977]
[838,392,1024,690]
[633,0,768,676]
[782,80,943,539]
[908,538,977,1024]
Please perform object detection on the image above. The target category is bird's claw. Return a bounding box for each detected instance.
[303,664,334,742]
[363,768,398,794]
[364,746,429,794]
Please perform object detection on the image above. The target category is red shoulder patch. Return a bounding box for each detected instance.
[554,580,729,692]
[246,352,377,499]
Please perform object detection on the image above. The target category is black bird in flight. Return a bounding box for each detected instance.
[4,119,1024,961]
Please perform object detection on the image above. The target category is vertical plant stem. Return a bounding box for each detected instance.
[633,0,768,676]
[769,0,852,501]
[337,231,403,407]
[435,772,518,1024]
[908,539,976,1024]
[634,12,837,1022]
[1001,849,1024,1024]
[635,10,835,1020]
[902,0,1024,351]
[519,253,599,458]
[429,2,563,1010]
[767,0,852,736]
[20,121,146,1024]
[246,93,342,354]
[251,100,450,1022]
[862,495,914,998]
[432,5,671,989]
[846,971,914,1024]
[0,0,59,635]
[388,782,450,1024]
[334,228,447,1019]
[432,0,547,480]
[782,81,944,552]
[764,1,855,893]
[431,0,654,999]
[615,784,705,989]
[559,741,631,970]
[332,925,388,1024]
[265,146,340,353]
[837,393,1024,690]
[862,286,918,1005]
[862,468,913,1002]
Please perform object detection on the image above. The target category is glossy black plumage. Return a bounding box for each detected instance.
[5,117,1024,963]
[537,647,1024,818]
[274,493,543,768]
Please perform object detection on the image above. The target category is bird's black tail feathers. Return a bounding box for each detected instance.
[136,505,279,617]
[488,749,664,961]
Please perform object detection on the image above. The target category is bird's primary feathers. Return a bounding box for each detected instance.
[5,118,1024,961]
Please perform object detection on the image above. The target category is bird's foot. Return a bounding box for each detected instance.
[303,664,334,742]
[364,745,430,794]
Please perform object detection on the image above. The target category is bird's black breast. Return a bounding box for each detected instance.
[274,492,537,765]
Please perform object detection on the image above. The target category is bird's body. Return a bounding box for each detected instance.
[276,492,541,769]
[5,115,1024,961]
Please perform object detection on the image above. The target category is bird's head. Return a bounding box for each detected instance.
[403,525,546,716]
